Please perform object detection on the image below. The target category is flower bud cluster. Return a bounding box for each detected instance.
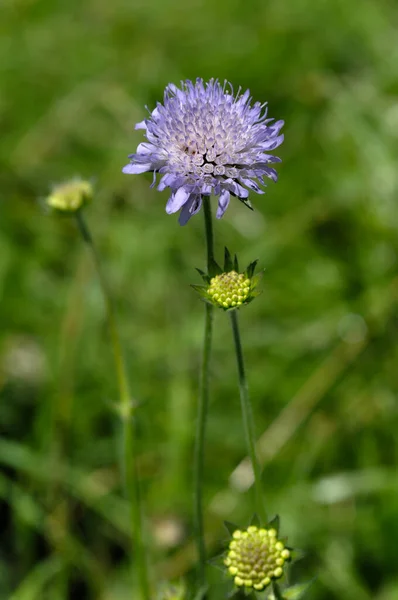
[224,525,290,592]
[207,271,251,309]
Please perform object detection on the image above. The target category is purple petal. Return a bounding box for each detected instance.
[178,194,203,226]
[165,187,191,214]
[122,163,152,174]
[260,167,278,182]
[225,180,249,199]
[136,142,157,154]
[158,173,180,191]
[135,120,147,130]
[269,119,284,134]
[216,190,230,219]
[261,134,284,151]
[239,178,264,194]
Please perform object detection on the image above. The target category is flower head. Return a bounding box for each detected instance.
[192,248,261,310]
[123,78,283,225]
[46,179,93,213]
[224,525,291,592]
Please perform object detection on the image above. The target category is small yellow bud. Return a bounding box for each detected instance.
[225,524,290,592]
[259,529,267,537]
[46,179,93,213]
[206,271,253,310]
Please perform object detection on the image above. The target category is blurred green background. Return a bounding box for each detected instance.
[1,0,398,598]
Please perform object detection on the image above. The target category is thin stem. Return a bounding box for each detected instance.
[193,196,214,592]
[74,211,150,600]
[229,309,266,523]
[203,195,214,267]
[74,212,129,406]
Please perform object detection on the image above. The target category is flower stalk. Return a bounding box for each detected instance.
[229,309,266,522]
[193,196,214,592]
[74,210,150,600]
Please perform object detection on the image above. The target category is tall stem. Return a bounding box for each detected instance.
[193,196,214,592]
[74,211,150,600]
[229,309,266,522]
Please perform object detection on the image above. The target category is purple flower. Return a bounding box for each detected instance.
[123,79,284,225]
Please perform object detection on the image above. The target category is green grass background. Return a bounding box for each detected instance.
[1,0,398,598]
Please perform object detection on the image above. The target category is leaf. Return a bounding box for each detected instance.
[240,197,254,211]
[267,515,280,533]
[208,257,222,277]
[208,552,226,572]
[250,513,261,528]
[282,579,315,599]
[245,259,259,279]
[224,520,239,536]
[195,268,211,283]
[192,585,209,600]
[190,284,209,299]
[272,582,284,600]
[224,247,233,271]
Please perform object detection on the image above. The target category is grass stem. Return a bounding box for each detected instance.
[75,210,150,600]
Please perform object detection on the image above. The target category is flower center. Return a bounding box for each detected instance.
[177,140,239,181]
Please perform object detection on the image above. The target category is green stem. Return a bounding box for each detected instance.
[74,211,150,600]
[203,195,214,267]
[193,196,214,592]
[229,309,266,523]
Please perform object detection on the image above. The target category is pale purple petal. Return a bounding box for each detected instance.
[260,134,284,151]
[166,187,191,214]
[216,190,230,219]
[239,178,265,194]
[122,163,152,174]
[135,120,147,130]
[225,180,250,199]
[178,194,203,226]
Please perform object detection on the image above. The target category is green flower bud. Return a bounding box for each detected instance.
[192,249,262,311]
[224,525,291,592]
[46,179,93,213]
[207,271,251,309]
